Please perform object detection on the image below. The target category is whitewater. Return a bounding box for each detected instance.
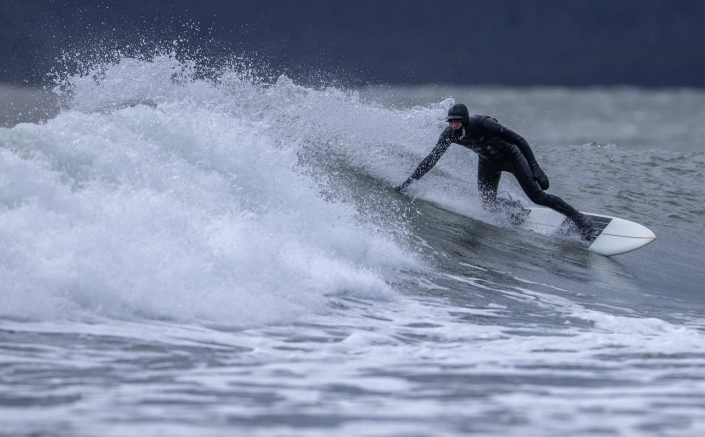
[0,55,703,437]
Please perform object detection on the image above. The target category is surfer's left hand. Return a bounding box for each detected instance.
[532,165,550,190]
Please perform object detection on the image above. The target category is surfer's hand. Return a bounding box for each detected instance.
[395,179,413,192]
[531,165,550,190]
[535,173,549,190]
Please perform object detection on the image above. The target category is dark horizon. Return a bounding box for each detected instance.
[1,0,703,88]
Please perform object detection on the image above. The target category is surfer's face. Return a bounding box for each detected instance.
[448,119,462,130]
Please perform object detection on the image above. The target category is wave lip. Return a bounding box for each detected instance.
[0,56,418,325]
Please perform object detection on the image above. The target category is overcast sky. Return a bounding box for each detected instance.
[1,0,703,87]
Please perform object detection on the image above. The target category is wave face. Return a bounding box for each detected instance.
[0,56,424,324]
[0,56,703,436]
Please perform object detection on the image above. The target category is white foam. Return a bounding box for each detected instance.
[0,56,420,325]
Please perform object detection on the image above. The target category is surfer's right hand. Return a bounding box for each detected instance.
[394,179,412,192]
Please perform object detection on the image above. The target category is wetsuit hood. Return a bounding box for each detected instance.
[445,103,470,126]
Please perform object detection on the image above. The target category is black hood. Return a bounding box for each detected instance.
[445,103,470,126]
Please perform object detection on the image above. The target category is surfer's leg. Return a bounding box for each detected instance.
[477,158,501,211]
[508,156,597,240]
[478,159,527,224]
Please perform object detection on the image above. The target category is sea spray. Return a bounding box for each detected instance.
[0,55,703,437]
[0,55,419,324]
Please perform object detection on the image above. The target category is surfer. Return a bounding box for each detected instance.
[395,103,596,240]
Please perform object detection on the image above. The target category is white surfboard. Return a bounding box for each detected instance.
[517,208,656,256]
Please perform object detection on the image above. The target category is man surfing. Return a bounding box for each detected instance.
[395,103,596,241]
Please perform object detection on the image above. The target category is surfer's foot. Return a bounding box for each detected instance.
[571,213,599,242]
[490,198,529,225]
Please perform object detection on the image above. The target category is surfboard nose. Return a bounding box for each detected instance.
[588,219,656,256]
[645,227,656,240]
[633,222,656,241]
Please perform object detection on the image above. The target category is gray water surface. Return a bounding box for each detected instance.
[0,73,703,436]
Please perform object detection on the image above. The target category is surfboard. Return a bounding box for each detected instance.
[516,207,656,256]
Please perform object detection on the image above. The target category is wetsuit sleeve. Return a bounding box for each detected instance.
[481,117,550,190]
[395,128,454,191]
[481,118,537,165]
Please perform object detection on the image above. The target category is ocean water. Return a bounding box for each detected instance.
[0,55,703,437]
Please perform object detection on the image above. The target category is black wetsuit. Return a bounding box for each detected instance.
[401,115,585,223]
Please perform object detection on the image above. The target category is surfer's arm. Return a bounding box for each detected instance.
[395,131,453,191]
[483,118,550,190]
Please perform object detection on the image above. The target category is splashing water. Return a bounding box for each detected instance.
[0,55,424,324]
[0,54,703,437]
